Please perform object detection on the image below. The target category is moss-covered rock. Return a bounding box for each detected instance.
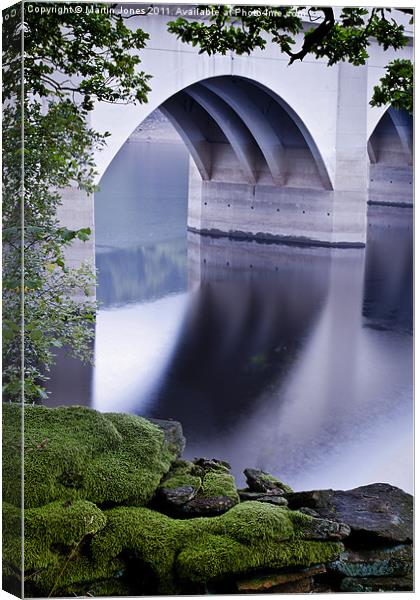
[244,468,294,494]
[3,499,123,596]
[157,458,240,516]
[3,403,177,508]
[61,577,132,598]
[160,459,202,492]
[4,500,106,570]
[91,502,343,593]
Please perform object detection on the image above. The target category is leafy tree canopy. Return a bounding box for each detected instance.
[3,2,151,109]
[2,3,152,402]
[168,5,413,113]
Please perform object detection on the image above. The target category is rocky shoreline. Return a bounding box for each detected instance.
[3,404,413,596]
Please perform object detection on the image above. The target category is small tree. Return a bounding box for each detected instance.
[2,3,151,401]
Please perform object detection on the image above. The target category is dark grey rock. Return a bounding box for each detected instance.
[148,418,186,458]
[270,577,314,594]
[193,457,231,471]
[340,575,413,592]
[244,468,293,494]
[237,565,326,592]
[158,485,198,507]
[179,495,238,516]
[239,490,288,506]
[299,507,320,518]
[329,544,413,578]
[300,517,351,541]
[286,483,413,543]
[256,496,288,507]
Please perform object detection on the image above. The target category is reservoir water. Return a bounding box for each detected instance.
[47,135,413,493]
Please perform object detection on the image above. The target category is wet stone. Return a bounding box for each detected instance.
[286,483,413,544]
[178,495,238,516]
[239,490,288,506]
[158,485,198,507]
[300,517,351,541]
[270,577,314,593]
[340,575,413,592]
[329,544,413,578]
[299,507,320,518]
[236,564,326,593]
[147,418,186,458]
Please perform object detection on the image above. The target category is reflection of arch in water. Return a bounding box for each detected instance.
[368,108,413,207]
[140,234,332,445]
[363,213,413,333]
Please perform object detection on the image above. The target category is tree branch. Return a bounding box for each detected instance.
[287,7,335,64]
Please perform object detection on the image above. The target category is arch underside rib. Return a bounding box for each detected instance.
[162,76,331,191]
[368,108,413,206]
[159,74,369,247]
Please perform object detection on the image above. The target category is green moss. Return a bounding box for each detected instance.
[3,502,23,573]
[2,402,23,507]
[5,497,342,595]
[3,499,120,595]
[177,538,341,583]
[63,577,132,597]
[217,501,296,543]
[161,473,202,491]
[3,500,106,569]
[159,459,239,504]
[3,403,176,508]
[177,534,245,581]
[28,555,125,596]
[91,502,342,593]
[201,471,238,501]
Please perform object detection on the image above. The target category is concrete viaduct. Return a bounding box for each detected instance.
[59,7,413,270]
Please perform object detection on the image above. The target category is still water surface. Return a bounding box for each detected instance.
[47,140,413,492]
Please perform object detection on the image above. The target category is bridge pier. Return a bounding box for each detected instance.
[187,171,367,248]
[187,161,365,247]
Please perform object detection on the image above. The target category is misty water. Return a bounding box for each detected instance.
[47,138,413,493]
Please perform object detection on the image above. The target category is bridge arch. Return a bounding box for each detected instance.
[98,75,332,192]
[368,107,413,206]
[368,107,413,166]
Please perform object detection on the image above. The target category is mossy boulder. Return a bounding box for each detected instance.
[156,458,240,516]
[3,403,177,508]
[91,502,344,593]
[244,468,294,494]
[4,500,106,571]
[2,499,124,596]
